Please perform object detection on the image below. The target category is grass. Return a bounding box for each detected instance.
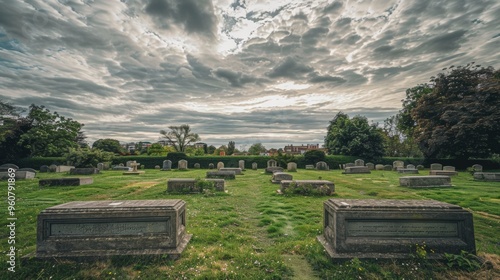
[1,168,499,279]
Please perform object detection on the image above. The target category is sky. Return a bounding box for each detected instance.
[0,0,499,150]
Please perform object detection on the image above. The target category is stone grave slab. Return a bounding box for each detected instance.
[113,166,132,171]
[343,166,371,174]
[39,178,93,187]
[354,159,364,166]
[0,171,36,180]
[318,199,475,259]
[429,170,458,176]
[397,169,419,174]
[56,165,75,173]
[219,167,243,175]
[265,166,284,174]
[206,171,236,180]
[70,168,100,175]
[35,200,191,259]
[399,175,451,188]
[271,172,293,184]
[167,178,225,193]
[280,180,335,195]
[473,172,500,182]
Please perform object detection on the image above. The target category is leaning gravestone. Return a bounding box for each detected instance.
[252,162,258,170]
[430,163,443,170]
[40,165,49,173]
[217,162,224,170]
[318,199,475,259]
[239,160,245,170]
[35,200,191,259]
[178,160,188,171]
[354,159,364,166]
[162,160,172,171]
[392,161,404,171]
[287,162,297,172]
[316,161,329,171]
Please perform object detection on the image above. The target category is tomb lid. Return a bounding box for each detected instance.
[327,199,463,210]
[42,200,185,212]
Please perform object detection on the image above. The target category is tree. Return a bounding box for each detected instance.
[303,150,325,165]
[382,116,421,157]
[65,147,114,168]
[207,145,216,154]
[411,64,500,158]
[248,143,266,155]
[18,104,84,157]
[147,143,166,156]
[325,112,385,159]
[160,124,200,152]
[227,141,236,155]
[92,138,124,154]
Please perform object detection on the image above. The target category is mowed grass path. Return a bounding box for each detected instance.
[1,168,499,279]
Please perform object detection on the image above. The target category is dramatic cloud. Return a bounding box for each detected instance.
[0,0,498,149]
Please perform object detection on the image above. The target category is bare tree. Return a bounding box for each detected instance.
[160,124,200,152]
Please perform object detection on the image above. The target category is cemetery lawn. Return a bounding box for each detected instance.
[1,169,499,279]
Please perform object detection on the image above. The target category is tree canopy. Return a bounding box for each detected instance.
[325,112,385,159]
[160,124,200,152]
[411,64,500,158]
[92,138,124,154]
[248,143,266,155]
[227,141,236,155]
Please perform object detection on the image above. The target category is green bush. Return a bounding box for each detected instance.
[444,251,481,272]
[64,148,114,168]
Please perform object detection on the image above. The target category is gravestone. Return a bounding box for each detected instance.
[430,163,443,170]
[97,163,104,171]
[39,178,93,187]
[316,161,329,171]
[40,165,49,173]
[265,166,284,174]
[69,168,100,175]
[400,176,451,188]
[219,168,242,175]
[305,165,315,170]
[280,180,335,195]
[417,165,425,170]
[375,164,384,170]
[343,166,371,174]
[0,171,36,180]
[56,165,75,173]
[429,170,458,176]
[366,163,374,170]
[392,161,404,171]
[126,161,134,167]
[113,166,132,171]
[208,163,215,169]
[162,160,172,171]
[287,162,297,172]
[471,164,483,172]
[178,160,188,171]
[406,164,416,170]
[205,179,225,191]
[318,199,475,259]
[345,163,355,168]
[239,160,245,170]
[443,166,455,171]
[271,172,293,184]
[123,161,144,175]
[0,163,19,171]
[35,200,191,259]
[398,168,419,174]
[354,159,364,166]
[252,162,258,170]
[206,171,236,180]
[49,164,57,172]
[194,163,200,169]
[155,165,161,169]
[473,172,500,182]
[167,179,224,193]
[217,162,224,170]
[267,159,277,167]
[383,165,392,171]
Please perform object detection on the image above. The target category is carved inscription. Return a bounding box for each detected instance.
[346,220,458,237]
[50,220,169,236]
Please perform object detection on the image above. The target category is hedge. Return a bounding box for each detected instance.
[4,155,499,171]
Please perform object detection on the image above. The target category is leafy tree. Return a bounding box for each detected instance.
[227,141,236,155]
[248,143,266,155]
[207,145,216,154]
[64,147,114,168]
[303,150,325,165]
[0,100,24,142]
[412,64,500,158]
[398,84,433,136]
[147,143,166,156]
[18,104,84,157]
[382,116,422,157]
[203,143,208,154]
[325,112,385,159]
[160,124,200,152]
[92,138,124,154]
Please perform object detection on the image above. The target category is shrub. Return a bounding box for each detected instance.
[303,150,325,165]
[64,147,114,168]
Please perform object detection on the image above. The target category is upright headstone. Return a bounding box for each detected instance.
[40,165,49,173]
[354,159,364,166]
[287,162,297,172]
[217,162,224,170]
[97,163,104,171]
[443,166,455,171]
[383,165,392,171]
[194,163,200,169]
[178,160,188,171]
[239,160,245,170]
[208,163,215,169]
[366,163,374,170]
[393,160,405,171]
[345,163,355,168]
[472,164,483,172]
[267,159,277,167]
[417,165,425,170]
[316,161,329,171]
[406,164,416,170]
[155,165,161,169]
[49,164,57,173]
[430,163,443,170]
[252,162,258,170]
[471,164,483,172]
[162,160,172,171]
[375,164,384,170]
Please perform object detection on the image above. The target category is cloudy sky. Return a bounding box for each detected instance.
[1,0,499,150]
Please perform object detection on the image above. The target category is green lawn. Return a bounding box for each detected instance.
[1,168,499,279]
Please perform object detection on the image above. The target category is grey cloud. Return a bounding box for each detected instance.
[266,57,314,79]
[308,72,346,84]
[417,30,467,53]
[214,68,261,87]
[301,27,329,45]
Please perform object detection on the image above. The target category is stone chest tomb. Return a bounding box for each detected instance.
[36,200,191,259]
[318,199,475,260]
